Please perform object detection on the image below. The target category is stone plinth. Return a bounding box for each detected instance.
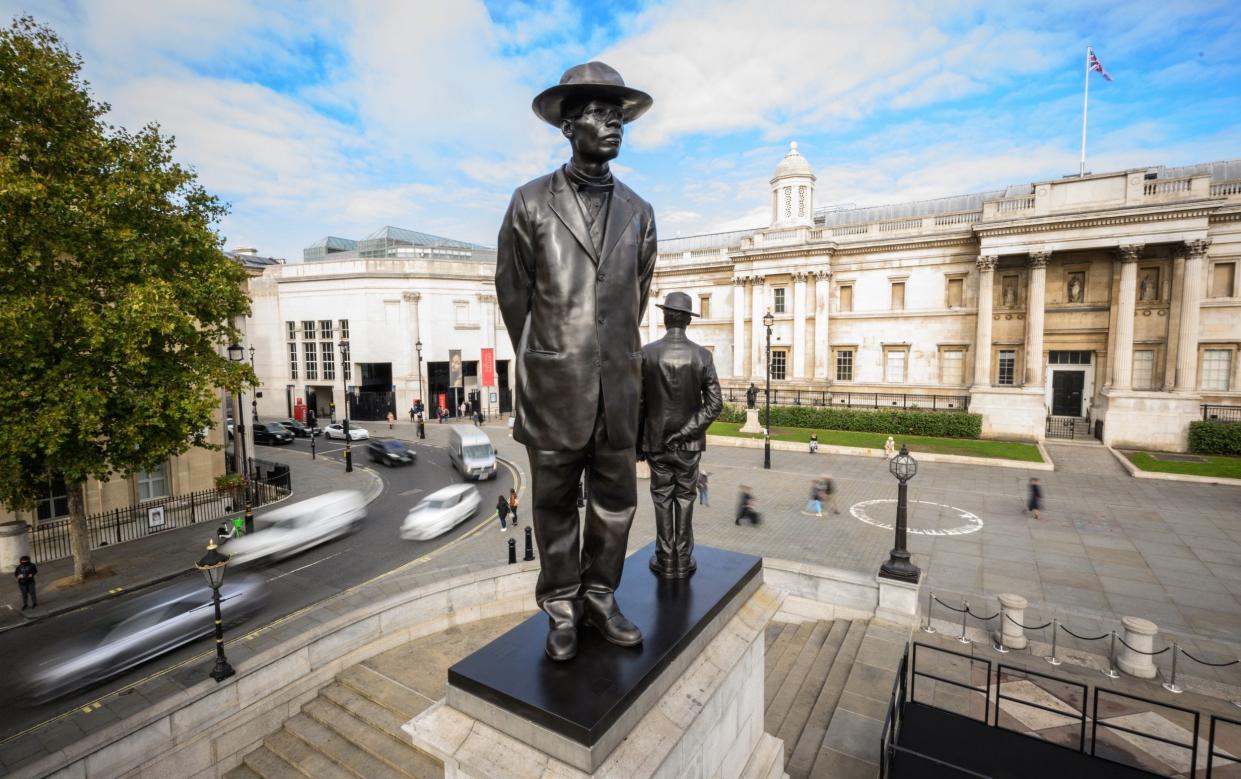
[739,408,764,434]
[1095,390,1201,452]
[968,387,1046,442]
[875,574,920,627]
[991,593,1029,650]
[1117,616,1159,679]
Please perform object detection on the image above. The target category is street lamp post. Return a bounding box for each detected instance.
[227,343,254,533]
[195,539,235,682]
[762,311,774,470]
[415,339,426,440]
[340,338,352,473]
[879,445,921,583]
[248,346,257,425]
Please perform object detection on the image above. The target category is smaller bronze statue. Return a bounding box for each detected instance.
[746,382,759,409]
[639,292,723,578]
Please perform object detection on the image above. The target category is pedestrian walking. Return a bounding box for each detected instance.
[496,494,510,531]
[804,480,823,517]
[822,473,841,514]
[459,401,467,418]
[387,411,395,429]
[409,405,416,423]
[1027,477,1043,521]
[306,409,317,432]
[438,405,445,424]
[14,555,37,610]
[735,485,761,525]
[883,436,896,460]
[697,471,709,506]
[473,410,481,426]
[417,415,426,440]
[809,432,819,454]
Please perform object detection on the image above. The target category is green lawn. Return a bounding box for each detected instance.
[1124,451,1241,479]
[708,421,1044,462]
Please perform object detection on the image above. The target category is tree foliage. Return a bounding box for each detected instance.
[0,17,252,575]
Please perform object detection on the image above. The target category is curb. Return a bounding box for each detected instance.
[705,434,1054,471]
[1107,445,1241,486]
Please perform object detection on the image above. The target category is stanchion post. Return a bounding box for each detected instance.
[507,538,516,565]
[1046,619,1062,666]
[994,604,1009,654]
[921,590,936,634]
[958,600,971,645]
[1162,644,1183,694]
[1103,631,1121,679]
[523,526,535,562]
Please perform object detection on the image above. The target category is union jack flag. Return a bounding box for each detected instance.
[1088,48,1113,81]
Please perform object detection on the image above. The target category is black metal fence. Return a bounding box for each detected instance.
[722,387,970,412]
[1202,404,1241,422]
[1045,416,1080,440]
[29,472,292,564]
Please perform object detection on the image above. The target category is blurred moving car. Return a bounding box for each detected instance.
[400,483,481,541]
[324,423,369,441]
[253,422,294,445]
[277,418,320,438]
[19,574,268,703]
[447,426,496,480]
[223,490,366,565]
[367,439,416,466]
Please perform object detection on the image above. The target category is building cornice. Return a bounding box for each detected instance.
[973,201,1220,238]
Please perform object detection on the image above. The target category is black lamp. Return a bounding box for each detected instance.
[762,311,774,469]
[195,539,235,682]
[879,445,921,583]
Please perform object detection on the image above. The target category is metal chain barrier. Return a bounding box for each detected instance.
[1004,612,1053,631]
[1058,624,1111,642]
[1179,647,1241,668]
[966,605,1000,621]
[931,595,969,614]
[1115,633,1171,656]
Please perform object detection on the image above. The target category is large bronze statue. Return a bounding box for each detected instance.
[639,292,722,578]
[496,62,656,662]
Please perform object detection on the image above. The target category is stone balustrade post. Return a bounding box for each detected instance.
[992,593,1029,650]
[1117,616,1159,679]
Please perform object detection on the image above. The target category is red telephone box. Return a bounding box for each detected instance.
[294,398,306,422]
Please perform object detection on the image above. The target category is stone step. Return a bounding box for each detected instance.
[286,712,411,779]
[320,681,411,742]
[223,763,263,779]
[264,728,356,779]
[303,696,441,778]
[764,621,783,655]
[764,621,819,709]
[788,620,867,779]
[774,619,850,749]
[739,732,785,779]
[241,744,309,779]
[339,663,431,720]
[763,622,800,679]
[765,621,833,735]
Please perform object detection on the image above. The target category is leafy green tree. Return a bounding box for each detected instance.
[0,17,252,581]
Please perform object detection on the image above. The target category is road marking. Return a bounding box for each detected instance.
[266,551,346,582]
[399,488,424,497]
[849,499,984,536]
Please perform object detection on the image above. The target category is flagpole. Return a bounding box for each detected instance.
[1080,46,1090,176]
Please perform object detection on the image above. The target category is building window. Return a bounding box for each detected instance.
[322,341,336,381]
[304,342,318,380]
[1201,349,1232,391]
[772,287,787,314]
[302,320,315,340]
[1049,351,1092,365]
[341,342,351,381]
[885,350,907,383]
[1132,350,1154,390]
[998,350,1016,385]
[1213,262,1236,298]
[338,319,350,339]
[941,350,964,385]
[946,277,964,309]
[288,342,298,380]
[891,282,905,311]
[137,462,169,502]
[286,321,297,341]
[838,284,853,313]
[699,294,710,318]
[37,476,69,522]
[319,320,333,339]
[770,349,787,380]
[455,302,468,323]
[835,350,854,381]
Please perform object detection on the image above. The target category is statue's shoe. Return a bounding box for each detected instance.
[586,609,643,647]
[545,623,578,661]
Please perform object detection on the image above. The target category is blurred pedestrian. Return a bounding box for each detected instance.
[409,404,416,422]
[697,471,709,506]
[216,523,231,545]
[1027,478,1042,521]
[438,405,445,424]
[509,488,520,526]
[804,480,822,517]
[735,485,761,525]
[884,436,896,460]
[14,554,37,610]
[473,410,482,426]
[809,432,819,454]
[496,494,510,531]
[822,473,841,515]
[387,411,395,429]
[417,414,426,440]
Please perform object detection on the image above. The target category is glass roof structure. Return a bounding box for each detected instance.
[303,236,358,260]
[301,227,494,262]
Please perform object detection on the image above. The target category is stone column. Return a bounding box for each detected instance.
[1111,245,1143,391]
[751,275,766,378]
[813,270,831,380]
[792,272,807,379]
[972,256,997,387]
[1024,252,1049,387]
[402,291,422,381]
[1175,239,1210,392]
[732,277,747,378]
[648,288,660,343]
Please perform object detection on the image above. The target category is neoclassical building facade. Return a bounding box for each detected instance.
[646,145,1241,450]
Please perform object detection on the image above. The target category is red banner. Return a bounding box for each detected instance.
[481,347,495,387]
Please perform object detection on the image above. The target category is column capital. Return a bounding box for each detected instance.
[976,255,998,272]
[402,291,421,302]
[1027,251,1051,269]
[1184,238,1211,260]
[810,268,832,279]
[732,276,747,286]
[792,271,809,282]
[477,292,496,303]
[1116,244,1145,263]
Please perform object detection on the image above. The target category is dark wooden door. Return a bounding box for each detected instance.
[1051,371,1085,416]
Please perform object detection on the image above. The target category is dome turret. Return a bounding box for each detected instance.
[770,141,816,228]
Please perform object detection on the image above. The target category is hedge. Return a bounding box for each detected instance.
[717,403,982,439]
[1188,421,1241,455]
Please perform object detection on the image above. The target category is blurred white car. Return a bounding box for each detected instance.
[224,490,367,565]
[400,484,481,541]
[324,423,369,440]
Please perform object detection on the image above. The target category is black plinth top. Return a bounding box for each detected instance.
[447,542,762,746]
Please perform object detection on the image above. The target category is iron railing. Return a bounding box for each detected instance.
[723,387,969,412]
[1045,416,1078,440]
[1201,404,1241,423]
[1091,687,1198,775]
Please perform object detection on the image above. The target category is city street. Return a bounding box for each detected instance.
[0,429,513,742]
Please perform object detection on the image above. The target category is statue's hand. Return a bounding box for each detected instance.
[665,433,685,449]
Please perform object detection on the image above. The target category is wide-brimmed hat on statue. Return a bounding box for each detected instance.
[655,291,699,317]
[532,61,653,126]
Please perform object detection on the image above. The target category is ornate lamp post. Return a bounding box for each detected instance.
[195,539,235,682]
[415,339,426,440]
[879,445,921,583]
[227,343,254,533]
[340,337,352,473]
[762,311,774,470]
[248,346,258,423]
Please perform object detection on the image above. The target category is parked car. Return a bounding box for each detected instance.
[447,426,496,480]
[253,422,294,445]
[224,490,367,566]
[18,574,269,702]
[277,418,320,438]
[367,439,416,466]
[324,423,369,441]
[400,484,481,541]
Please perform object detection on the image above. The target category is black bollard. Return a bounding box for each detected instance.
[523,526,535,561]
[507,537,517,564]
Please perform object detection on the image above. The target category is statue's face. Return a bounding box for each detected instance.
[562,99,624,162]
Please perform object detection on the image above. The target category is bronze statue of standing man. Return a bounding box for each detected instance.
[496,63,657,662]
[639,292,722,578]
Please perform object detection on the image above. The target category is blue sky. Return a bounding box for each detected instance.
[5,0,1240,259]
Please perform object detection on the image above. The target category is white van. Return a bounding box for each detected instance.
[224,490,366,565]
[447,426,497,480]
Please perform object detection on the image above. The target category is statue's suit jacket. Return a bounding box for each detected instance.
[496,166,658,452]
[638,329,723,454]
